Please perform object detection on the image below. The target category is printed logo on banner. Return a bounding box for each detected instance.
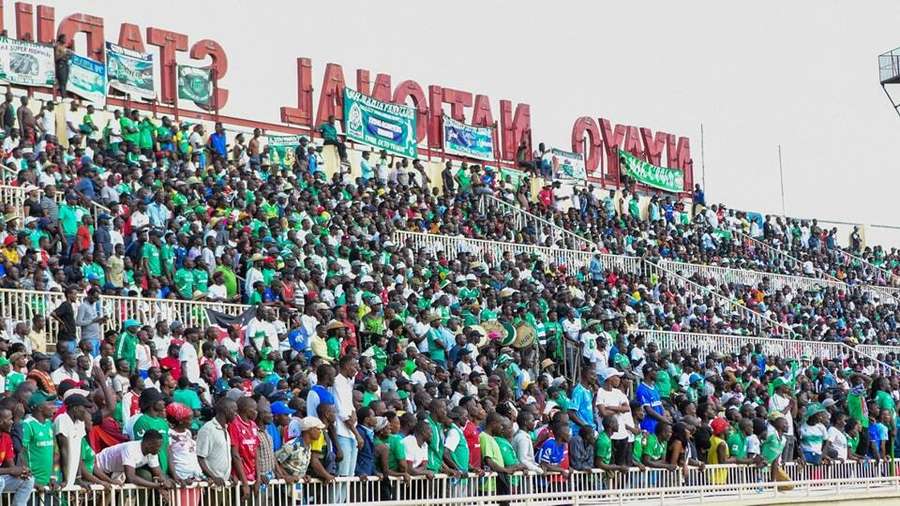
[618,149,684,193]
[105,42,155,99]
[343,88,417,158]
[0,37,55,87]
[67,54,106,106]
[177,65,212,107]
[442,115,494,161]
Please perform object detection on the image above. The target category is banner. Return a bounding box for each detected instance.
[66,54,106,105]
[266,135,307,168]
[0,37,55,87]
[618,149,684,192]
[177,64,211,107]
[547,148,586,182]
[105,42,155,99]
[442,115,494,161]
[343,88,417,158]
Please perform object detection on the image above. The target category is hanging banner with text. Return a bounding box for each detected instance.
[442,115,494,161]
[618,149,684,193]
[67,54,106,106]
[0,37,55,87]
[547,148,586,182]
[343,88,417,158]
[105,42,155,99]
[177,64,212,108]
[266,135,306,168]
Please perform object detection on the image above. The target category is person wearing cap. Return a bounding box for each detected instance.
[53,393,91,489]
[21,391,58,490]
[800,403,829,465]
[275,416,326,479]
[596,367,636,467]
[132,388,172,477]
[270,401,295,452]
[166,403,204,482]
[636,363,668,434]
[767,376,796,462]
[761,411,790,483]
[115,320,142,373]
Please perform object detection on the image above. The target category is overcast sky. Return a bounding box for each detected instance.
[34,0,900,227]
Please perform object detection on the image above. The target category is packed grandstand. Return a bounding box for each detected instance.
[0,8,897,506]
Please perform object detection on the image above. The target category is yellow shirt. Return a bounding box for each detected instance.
[310,335,330,362]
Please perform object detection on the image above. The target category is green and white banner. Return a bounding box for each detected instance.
[177,64,211,107]
[105,42,155,99]
[343,88,417,158]
[443,115,494,161]
[547,148,586,182]
[0,37,55,87]
[618,149,684,193]
[266,135,307,168]
[67,54,106,106]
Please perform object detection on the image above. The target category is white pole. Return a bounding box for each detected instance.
[778,144,786,217]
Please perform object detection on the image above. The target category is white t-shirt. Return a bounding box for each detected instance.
[800,423,827,454]
[768,394,794,435]
[179,342,201,384]
[746,434,761,457]
[826,427,849,460]
[152,335,172,359]
[53,413,85,488]
[596,387,634,441]
[95,441,160,474]
[402,435,428,469]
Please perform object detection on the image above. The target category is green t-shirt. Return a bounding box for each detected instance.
[115,331,138,372]
[142,243,162,277]
[380,434,405,472]
[426,417,444,472]
[642,433,666,461]
[22,416,55,485]
[761,430,785,465]
[139,120,155,150]
[5,371,25,392]
[727,428,747,459]
[160,244,175,276]
[81,437,95,474]
[216,267,238,298]
[480,432,502,492]
[121,116,139,145]
[595,431,613,465]
[447,425,469,473]
[876,390,896,420]
[59,204,79,236]
[456,168,472,189]
[427,329,446,363]
[848,392,870,429]
[174,268,194,299]
[656,369,672,399]
[133,414,170,474]
[192,269,209,294]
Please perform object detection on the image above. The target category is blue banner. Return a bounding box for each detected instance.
[442,115,494,161]
[67,54,106,106]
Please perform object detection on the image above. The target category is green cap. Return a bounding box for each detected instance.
[124,319,141,329]
[28,391,57,410]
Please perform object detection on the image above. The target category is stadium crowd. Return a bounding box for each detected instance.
[0,97,896,504]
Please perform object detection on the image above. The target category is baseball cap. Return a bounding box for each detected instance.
[600,367,623,382]
[271,401,295,416]
[300,416,326,432]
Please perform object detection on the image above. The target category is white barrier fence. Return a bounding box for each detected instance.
[658,258,848,293]
[20,459,900,506]
[0,184,111,226]
[634,329,900,375]
[478,194,598,253]
[0,288,248,344]
[393,230,642,274]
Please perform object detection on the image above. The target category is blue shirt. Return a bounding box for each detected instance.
[360,159,373,180]
[209,132,227,158]
[307,154,318,174]
[536,436,568,468]
[355,425,376,476]
[569,384,595,436]
[306,385,335,418]
[636,382,664,433]
[266,422,283,452]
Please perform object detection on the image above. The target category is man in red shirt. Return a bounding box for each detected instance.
[229,396,259,497]
[0,407,35,506]
[460,396,484,471]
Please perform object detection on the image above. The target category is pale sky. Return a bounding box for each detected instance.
[31,0,900,228]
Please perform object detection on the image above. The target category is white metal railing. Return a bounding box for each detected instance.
[28,459,900,506]
[658,258,847,293]
[478,194,598,252]
[393,229,641,274]
[635,329,900,375]
[0,184,111,226]
[0,287,248,344]
[642,260,797,338]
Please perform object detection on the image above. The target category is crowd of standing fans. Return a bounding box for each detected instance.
[0,95,896,504]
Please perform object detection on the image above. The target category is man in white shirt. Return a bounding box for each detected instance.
[595,367,637,466]
[53,394,90,489]
[332,356,361,478]
[402,421,431,473]
[179,331,201,385]
[50,349,81,384]
[768,378,795,461]
[94,432,170,488]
